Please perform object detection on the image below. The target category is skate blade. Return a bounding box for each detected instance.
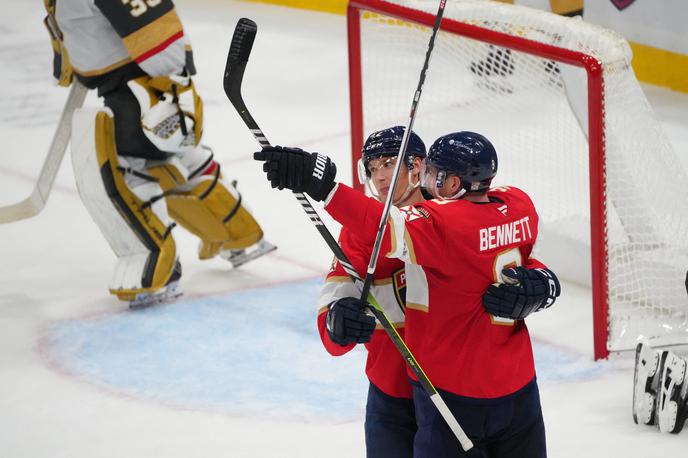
[129,281,183,310]
[658,351,688,434]
[633,342,660,425]
[223,241,277,268]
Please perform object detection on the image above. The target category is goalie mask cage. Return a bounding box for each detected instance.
[347,0,688,360]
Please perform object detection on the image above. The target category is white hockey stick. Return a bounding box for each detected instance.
[0,81,88,224]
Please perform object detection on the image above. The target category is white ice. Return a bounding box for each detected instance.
[1,1,687,457]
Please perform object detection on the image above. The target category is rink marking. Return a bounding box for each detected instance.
[39,277,369,422]
[38,275,608,424]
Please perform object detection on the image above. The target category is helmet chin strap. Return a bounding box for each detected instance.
[433,188,466,201]
[425,180,466,201]
[393,179,419,206]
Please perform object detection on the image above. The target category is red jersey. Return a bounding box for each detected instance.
[325,183,546,399]
[317,226,412,399]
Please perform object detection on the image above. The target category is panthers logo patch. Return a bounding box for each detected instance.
[392,268,407,312]
[400,205,429,222]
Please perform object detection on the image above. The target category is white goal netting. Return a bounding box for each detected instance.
[351,0,688,354]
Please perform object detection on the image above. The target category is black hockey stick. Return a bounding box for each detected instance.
[223,18,472,451]
[223,18,361,281]
[359,0,447,304]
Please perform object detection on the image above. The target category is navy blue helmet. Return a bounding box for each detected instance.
[425,131,498,193]
[360,126,426,178]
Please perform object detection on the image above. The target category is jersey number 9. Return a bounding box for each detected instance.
[490,248,522,326]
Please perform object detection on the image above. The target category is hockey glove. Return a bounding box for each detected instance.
[254,146,337,202]
[325,297,376,346]
[482,267,561,320]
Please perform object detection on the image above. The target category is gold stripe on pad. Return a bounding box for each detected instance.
[123,9,183,60]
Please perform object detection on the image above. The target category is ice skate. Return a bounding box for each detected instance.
[128,262,183,309]
[633,342,661,425]
[128,280,183,309]
[657,350,688,434]
[220,239,277,268]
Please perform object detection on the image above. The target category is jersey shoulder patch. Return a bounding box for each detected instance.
[398,204,431,222]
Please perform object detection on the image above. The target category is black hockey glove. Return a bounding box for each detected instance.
[325,297,376,346]
[482,267,561,320]
[253,146,337,202]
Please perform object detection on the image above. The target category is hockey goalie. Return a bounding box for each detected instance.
[43,0,275,307]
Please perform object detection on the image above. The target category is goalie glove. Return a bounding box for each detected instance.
[325,297,376,346]
[127,74,204,154]
[482,267,561,320]
[253,146,337,202]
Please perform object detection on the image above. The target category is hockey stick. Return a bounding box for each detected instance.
[223,18,472,451]
[0,81,88,223]
[359,0,446,303]
[0,81,88,224]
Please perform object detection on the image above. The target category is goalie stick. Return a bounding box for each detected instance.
[0,81,88,224]
[223,17,473,452]
[359,0,446,306]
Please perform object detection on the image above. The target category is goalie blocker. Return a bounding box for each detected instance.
[633,342,688,434]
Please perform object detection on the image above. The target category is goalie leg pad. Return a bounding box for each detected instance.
[147,146,265,260]
[657,350,688,434]
[633,342,661,425]
[71,108,179,303]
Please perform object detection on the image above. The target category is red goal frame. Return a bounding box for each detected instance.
[346,0,610,360]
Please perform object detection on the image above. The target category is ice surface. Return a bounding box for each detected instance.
[0,0,687,456]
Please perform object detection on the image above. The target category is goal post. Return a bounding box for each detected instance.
[347,0,688,360]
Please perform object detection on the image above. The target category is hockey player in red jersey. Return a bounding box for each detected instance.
[43,0,274,307]
[255,131,561,457]
[317,126,426,458]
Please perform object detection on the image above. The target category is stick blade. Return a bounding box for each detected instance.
[224,18,257,98]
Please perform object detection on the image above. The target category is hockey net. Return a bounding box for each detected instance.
[347,0,688,359]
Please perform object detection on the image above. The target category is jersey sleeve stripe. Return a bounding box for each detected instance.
[122,10,184,62]
[132,30,183,64]
[406,302,429,312]
[404,229,417,264]
[386,207,418,264]
[387,211,399,258]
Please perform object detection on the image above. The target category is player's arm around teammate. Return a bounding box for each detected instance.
[255,131,561,457]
